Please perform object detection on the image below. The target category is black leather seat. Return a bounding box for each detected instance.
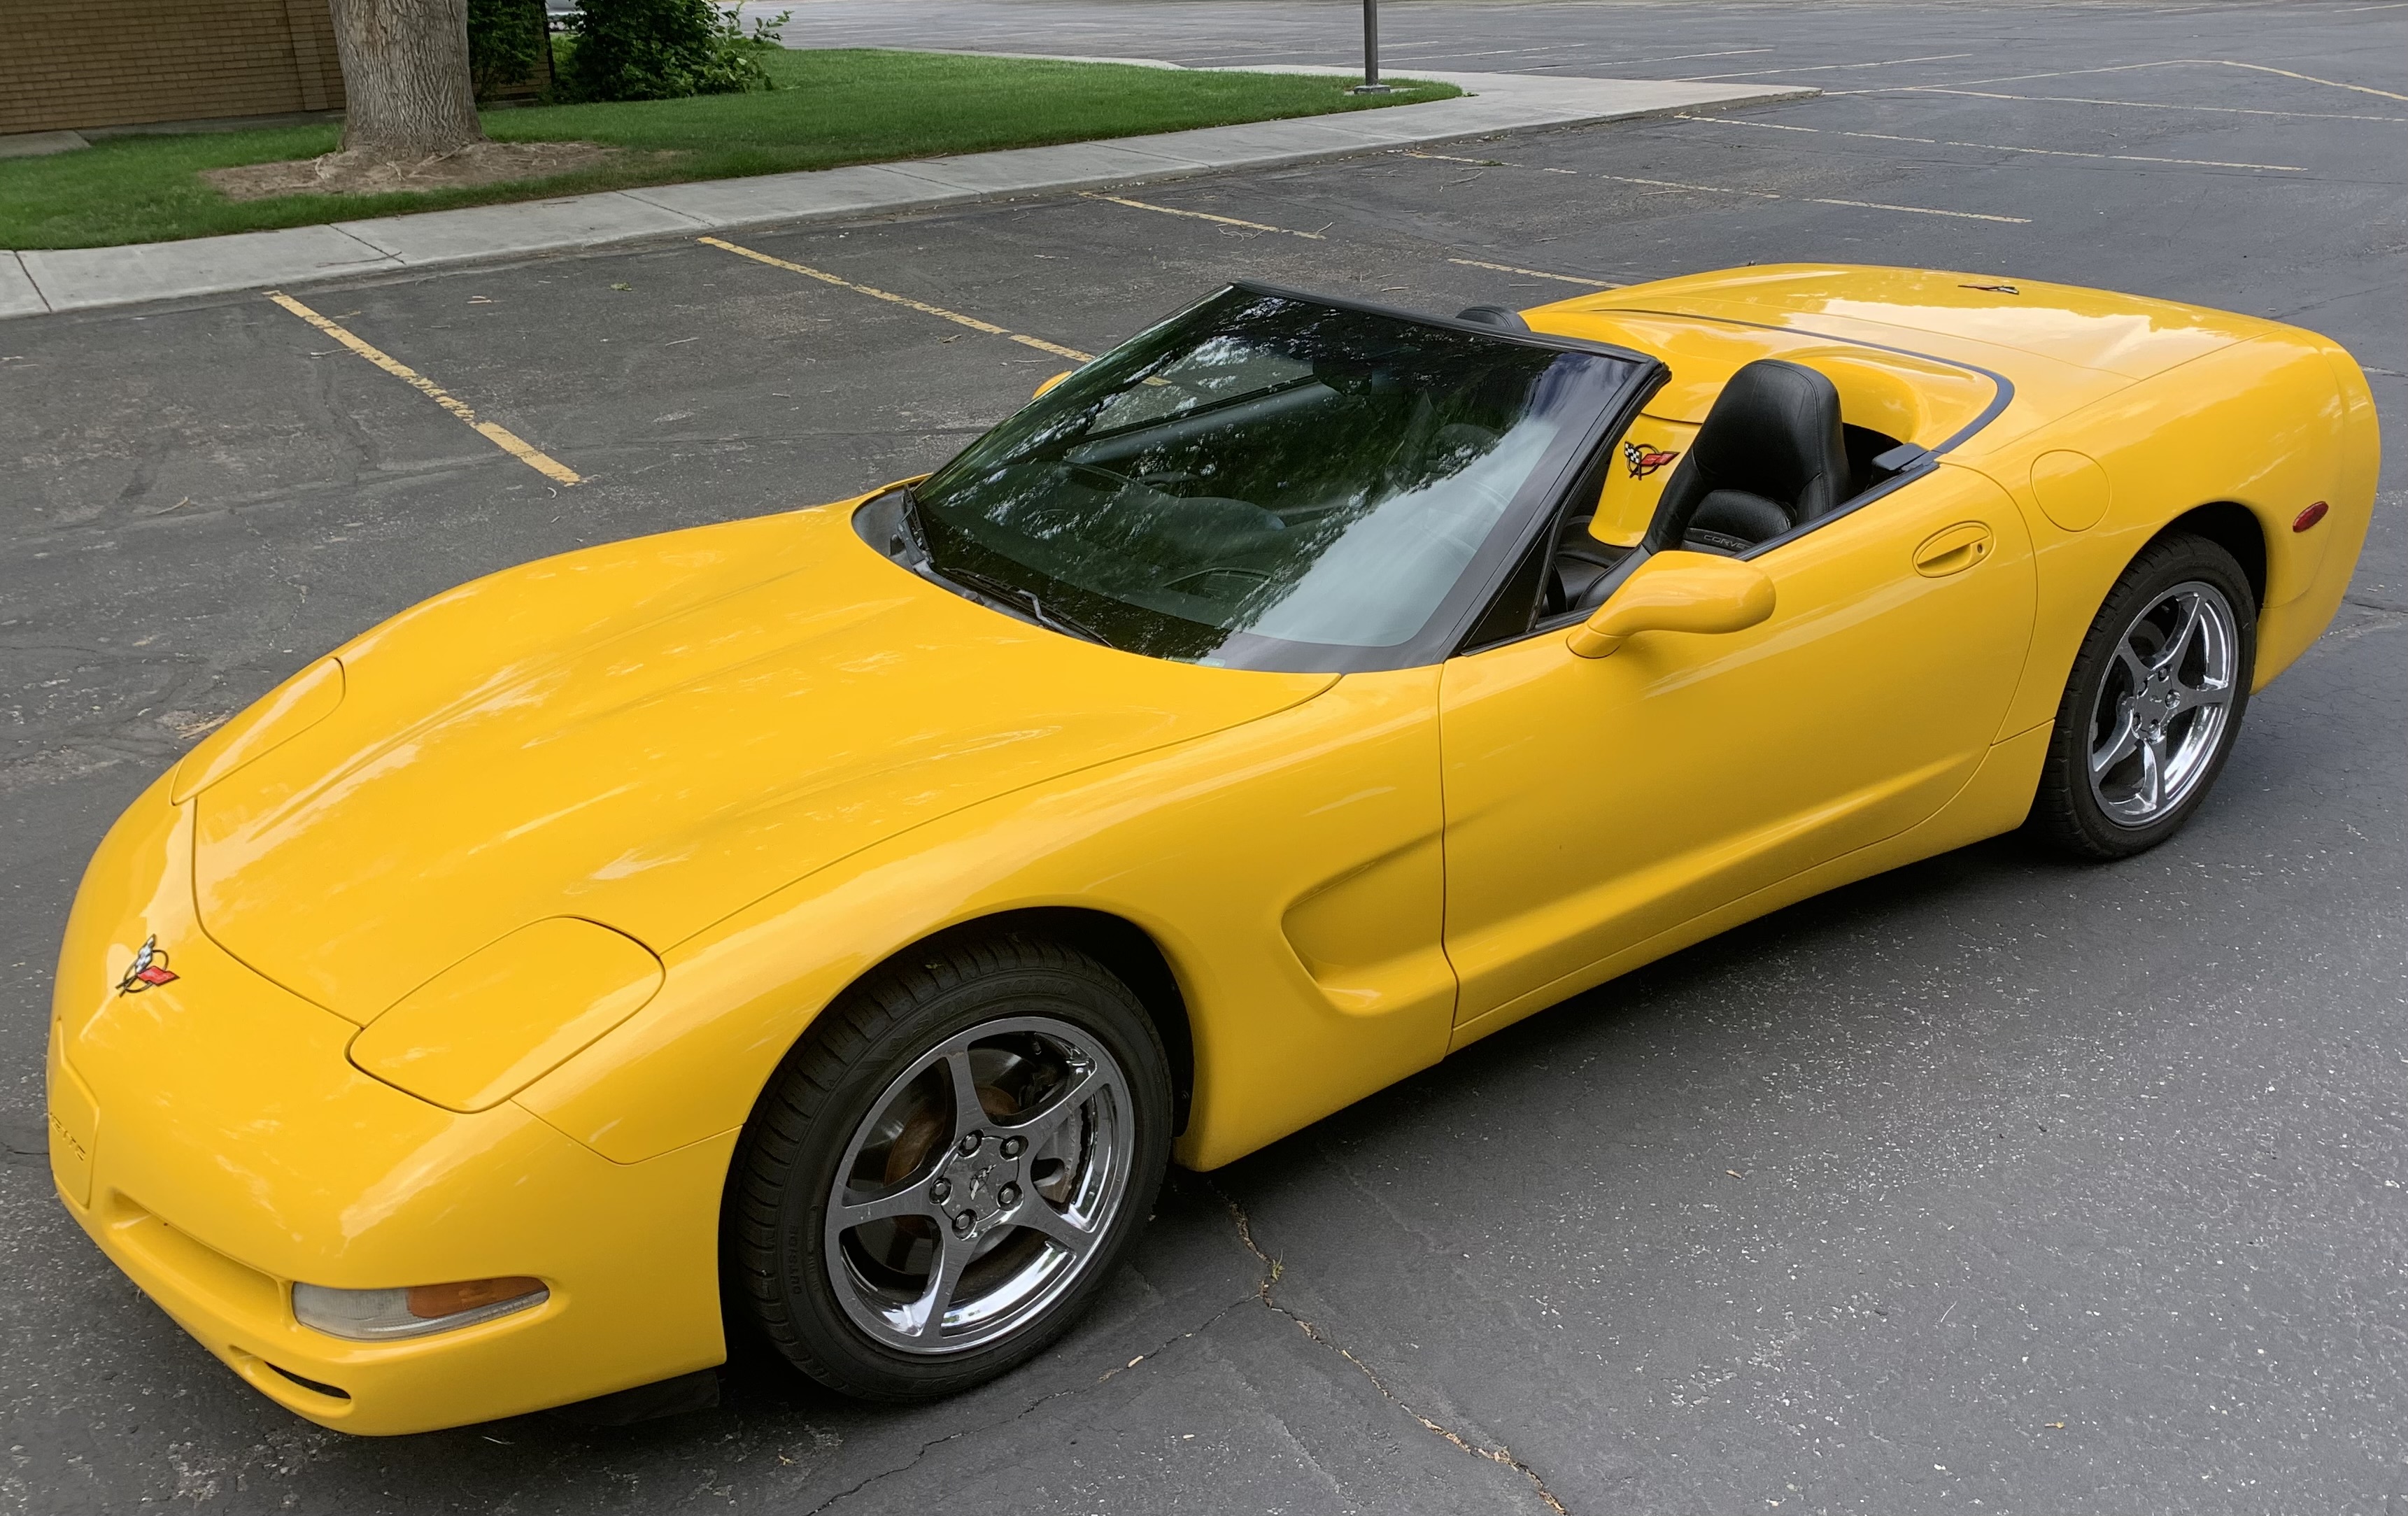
[1645,360,1852,557]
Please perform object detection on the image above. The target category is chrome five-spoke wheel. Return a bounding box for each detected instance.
[825,1016,1135,1355]
[2085,580,2239,828]
[2036,531,2255,860]
[729,932,1171,1400]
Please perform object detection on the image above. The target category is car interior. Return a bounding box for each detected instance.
[1452,312,1934,652]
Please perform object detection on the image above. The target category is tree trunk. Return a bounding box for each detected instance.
[327,0,486,157]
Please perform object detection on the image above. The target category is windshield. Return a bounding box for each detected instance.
[885,287,1646,671]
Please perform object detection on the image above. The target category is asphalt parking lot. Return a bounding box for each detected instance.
[4,1,2405,1510]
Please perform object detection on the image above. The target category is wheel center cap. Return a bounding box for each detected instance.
[946,1153,993,1203]
[935,1133,1022,1236]
[2130,672,2177,729]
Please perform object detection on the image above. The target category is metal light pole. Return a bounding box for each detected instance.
[1350,0,1392,94]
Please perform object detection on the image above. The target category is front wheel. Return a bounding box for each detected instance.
[2032,532,2255,860]
[726,933,1172,1401]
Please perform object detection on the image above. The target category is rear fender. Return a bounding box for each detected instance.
[1976,333,2360,734]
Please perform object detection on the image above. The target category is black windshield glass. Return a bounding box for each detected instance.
[889,288,1646,671]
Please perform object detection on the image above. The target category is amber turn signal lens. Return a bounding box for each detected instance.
[2293,501,2330,532]
[294,1277,551,1340]
[408,1276,546,1319]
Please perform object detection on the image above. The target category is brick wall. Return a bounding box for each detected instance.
[0,0,348,136]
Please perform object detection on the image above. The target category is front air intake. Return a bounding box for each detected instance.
[264,1361,350,1401]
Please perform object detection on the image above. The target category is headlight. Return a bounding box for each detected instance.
[348,916,663,1111]
[292,1276,547,1340]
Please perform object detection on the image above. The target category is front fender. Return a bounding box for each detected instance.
[513,666,1454,1173]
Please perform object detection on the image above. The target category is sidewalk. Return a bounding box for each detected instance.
[0,68,1811,320]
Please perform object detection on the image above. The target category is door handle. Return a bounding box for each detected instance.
[1913,521,1995,577]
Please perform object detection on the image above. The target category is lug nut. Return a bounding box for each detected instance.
[1000,1136,1025,1159]
[953,1210,975,1236]
[998,1183,1021,1207]
[930,1179,951,1203]
[956,1131,982,1156]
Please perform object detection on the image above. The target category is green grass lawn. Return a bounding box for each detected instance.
[0,50,1456,250]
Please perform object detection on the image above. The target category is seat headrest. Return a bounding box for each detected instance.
[1689,360,1848,508]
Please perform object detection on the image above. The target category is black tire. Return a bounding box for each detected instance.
[2031,532,2256,860]
[726,930,1172,1401]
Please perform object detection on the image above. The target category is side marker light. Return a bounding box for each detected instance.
[2293,501,2329,533]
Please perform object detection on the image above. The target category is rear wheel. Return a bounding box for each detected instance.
[728,933,1171,1401]
[2032,533,2255,859]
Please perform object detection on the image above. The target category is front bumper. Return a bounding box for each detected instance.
[47,780,731,1435]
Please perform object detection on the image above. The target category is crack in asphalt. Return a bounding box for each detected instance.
[2308,596,2408,651]
[1203,1180,1573,1516]
[806,1175,1575,1513]
[805,1287,1259,1513]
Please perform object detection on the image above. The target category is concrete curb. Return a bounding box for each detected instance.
[1,69,1813,320]
[0,253,45,318]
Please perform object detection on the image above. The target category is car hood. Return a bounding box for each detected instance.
[188,500,1334,1023]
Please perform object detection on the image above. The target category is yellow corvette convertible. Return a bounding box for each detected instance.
[50,266,2374,1432]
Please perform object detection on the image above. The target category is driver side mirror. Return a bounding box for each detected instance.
[1567,551,1776,659]
[1033,370,1075,399]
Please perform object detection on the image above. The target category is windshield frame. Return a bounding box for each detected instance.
[863,281,1666,674]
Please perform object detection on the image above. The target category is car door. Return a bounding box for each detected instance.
[1439,462,2035,1030]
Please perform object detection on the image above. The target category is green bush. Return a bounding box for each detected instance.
[558,0,785,102]
[467,0,547,101]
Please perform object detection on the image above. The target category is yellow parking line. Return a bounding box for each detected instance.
[1400,150,2030,225]
[1806,197,2029,224]
[1080,173,1624,288]
[1885,87,2407,125]
[1408,150,1578,174]
[1673,113,2306,173]
[1688,50,1974,80]
[1585,168,2033,223]
[1077,176,1627,290]
[698,236,1093,360]
[267,292,581,486]
[1925,58,2408,103]
[2201,59,2408,104]
[1447,258,1622,288]
[1080,192,1327,240]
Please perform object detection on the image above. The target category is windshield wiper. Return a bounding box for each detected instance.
[898,484,1110,646]
[892,483,934,563]
[933,563,1112,648]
